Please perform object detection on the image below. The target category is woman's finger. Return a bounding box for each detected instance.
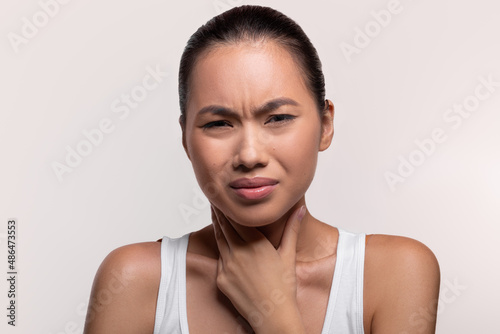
[212,205,256,247]
[278,205,306,258]
[211,205,246,249]
[211,206,230,256]
[217,255,224,276]
[213,205,266,244]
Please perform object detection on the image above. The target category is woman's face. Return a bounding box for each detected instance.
[182,41,333,227]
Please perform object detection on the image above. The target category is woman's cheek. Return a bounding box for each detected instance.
[285,124,319,159]
[286,128,319,182]
[195,157,232,202]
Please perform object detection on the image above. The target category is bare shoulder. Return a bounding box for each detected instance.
[364,234,440,334]
[366,234,439,271]
[83,241,162,334]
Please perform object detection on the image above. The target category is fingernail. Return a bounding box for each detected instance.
[297,205,306,221]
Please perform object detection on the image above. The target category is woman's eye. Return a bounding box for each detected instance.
[266,114,296,124]
[203,120,231,129]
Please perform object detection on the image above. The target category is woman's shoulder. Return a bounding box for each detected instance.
[83,241,161,333]
[363,234,440,333]
[94,241,162,286]
[365,234,439,272]
[104,240,161,273]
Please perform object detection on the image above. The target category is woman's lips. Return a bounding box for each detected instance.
[231,184,277,200]
[229,177,278,200]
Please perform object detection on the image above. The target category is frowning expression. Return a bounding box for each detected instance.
[181,41,333,227]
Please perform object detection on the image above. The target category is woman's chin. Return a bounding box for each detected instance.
[233,219,276,228]
[224,207,287,228]
[212,193,303,227]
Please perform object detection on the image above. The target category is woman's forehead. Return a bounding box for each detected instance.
[188,41,310,105]
[194,41,297,75]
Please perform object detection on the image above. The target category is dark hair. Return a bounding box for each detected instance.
[178,5,326,124]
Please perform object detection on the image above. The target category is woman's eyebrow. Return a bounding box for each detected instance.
[196,97,300,118]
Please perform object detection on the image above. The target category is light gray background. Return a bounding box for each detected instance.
[1,0,499,333]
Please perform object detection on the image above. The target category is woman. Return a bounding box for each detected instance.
[84,5,440,334]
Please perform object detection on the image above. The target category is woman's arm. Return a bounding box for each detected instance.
[365,235,441,334]
[83,242,161,334]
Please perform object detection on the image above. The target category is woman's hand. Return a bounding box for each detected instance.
[211,204,307,334]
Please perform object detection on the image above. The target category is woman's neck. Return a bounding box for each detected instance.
[192,201,338,263]
[227,201,335,263]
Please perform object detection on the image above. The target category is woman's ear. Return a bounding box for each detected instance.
[180,116,191,161]
[319,99,334,151]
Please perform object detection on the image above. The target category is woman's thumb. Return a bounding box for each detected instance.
[279,205,306,255]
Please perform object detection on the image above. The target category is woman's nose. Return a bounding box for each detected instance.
[232,126,270,170]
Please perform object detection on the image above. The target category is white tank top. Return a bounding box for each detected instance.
[153,228,366,334]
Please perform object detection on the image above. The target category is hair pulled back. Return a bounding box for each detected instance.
[178,5,326,124]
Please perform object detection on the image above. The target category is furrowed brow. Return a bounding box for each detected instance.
[196,105,236,118]
[196,97,300,118]
[255,97,299,115]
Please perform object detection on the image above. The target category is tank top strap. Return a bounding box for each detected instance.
[154,233,191,334]
[321,228,366,334]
